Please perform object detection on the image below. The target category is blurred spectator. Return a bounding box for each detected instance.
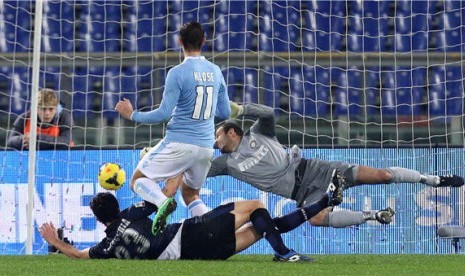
[7,88,73,150]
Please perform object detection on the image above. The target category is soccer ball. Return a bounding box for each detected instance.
[98,163,126,190]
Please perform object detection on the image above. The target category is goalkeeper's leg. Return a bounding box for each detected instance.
[355,166,464,188]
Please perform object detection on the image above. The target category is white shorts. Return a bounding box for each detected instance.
[137,140,213,190]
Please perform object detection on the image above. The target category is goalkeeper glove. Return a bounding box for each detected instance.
[230,101,244,118]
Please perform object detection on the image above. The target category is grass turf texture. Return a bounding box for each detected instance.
[0,254,463,275]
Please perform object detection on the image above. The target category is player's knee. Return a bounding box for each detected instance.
[250,199,265,210]
[181,184,200,205]
[129,171,144,191]
[379,169,393,183]
[162,183,178,197]
[309,218,322,226]
[309,216,327,227]
[308,209,330,227]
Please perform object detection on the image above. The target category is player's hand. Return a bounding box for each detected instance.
[115,98,134,120]
[39,222,59,243]
[23,134,30,148]
[230,101,244,118]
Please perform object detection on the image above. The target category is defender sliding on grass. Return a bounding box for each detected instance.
[39,170,344,262]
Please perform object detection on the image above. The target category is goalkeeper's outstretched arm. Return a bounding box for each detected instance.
[230,101,276,137]
[39,222,90,259]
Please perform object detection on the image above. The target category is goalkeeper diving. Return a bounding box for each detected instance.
[143,101,464,229]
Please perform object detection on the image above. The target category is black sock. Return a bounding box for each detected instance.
[274,194,329,233]
[250,208,290,255]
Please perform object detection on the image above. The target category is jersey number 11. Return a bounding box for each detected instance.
[192,85,214,120]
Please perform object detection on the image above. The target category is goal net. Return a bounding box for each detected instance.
[0,0,464,255]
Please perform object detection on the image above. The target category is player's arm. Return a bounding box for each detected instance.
[215,71,231,120]
[6,115,26,149]
[207,155,229,177]
[231,102,276,137]
[116,70,180,124]
[39,222,90,259]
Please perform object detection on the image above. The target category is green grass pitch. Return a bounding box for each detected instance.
[0,254,463,275]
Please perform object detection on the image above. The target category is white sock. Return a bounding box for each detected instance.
[422,175,440,186]
[386,167,422,183]
[188,199,209,217]
[328,210,367,228]
[387,167,440,187]
[133,178,167,207]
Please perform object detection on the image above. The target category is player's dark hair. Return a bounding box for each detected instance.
[221,121,244,137]
[90,192,120,224]
[179,21,204,51]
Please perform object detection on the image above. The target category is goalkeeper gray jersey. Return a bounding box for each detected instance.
[208,104,301,198]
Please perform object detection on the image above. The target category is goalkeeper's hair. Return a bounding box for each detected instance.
[90,192,120,224]
[179,21,205,51]
[221,121,244,137]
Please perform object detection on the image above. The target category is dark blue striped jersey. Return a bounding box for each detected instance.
[89,201,181,259]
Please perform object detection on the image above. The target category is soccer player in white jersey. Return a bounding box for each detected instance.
[115,21,231,235]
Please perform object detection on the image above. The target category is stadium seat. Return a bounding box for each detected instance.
[430,66,464,116]
[365,67,382,115]
[301,1,344,51]
[347,0,390,52]
[428,70,447,118]
[124,1,167,52]
[394,13,411,34]
[262,66,285,111]
[170,0,212,24]
[392,9,430,52]
[263,66,329,116]
[394,0,434,51]
[302,66,330,116]
[71,67,104,119]
[38,67,61,91]
[214,13,255,52]
[167,1,214,51]
[445,67,464,115]
[223,68,257,103]
[77,1,121,52]
[223,67,243,101]
[288,67,305,115]
[289,66,330,116]
[393,33,413,52]
[243,69,258,104]
[125,66,160,110]
[411,15,430,50]
[257,1,298,52]
[381,68,425,116]
[101,67,138,121]
[443,0,463,11]
[42,0,75,52]
[436,11,462,52]
[0,0,32,52]
[213,0,255,52]
[396,0,437,15]
[4,67,31,115]
[332,67,363,118]
[380,71,398,116]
